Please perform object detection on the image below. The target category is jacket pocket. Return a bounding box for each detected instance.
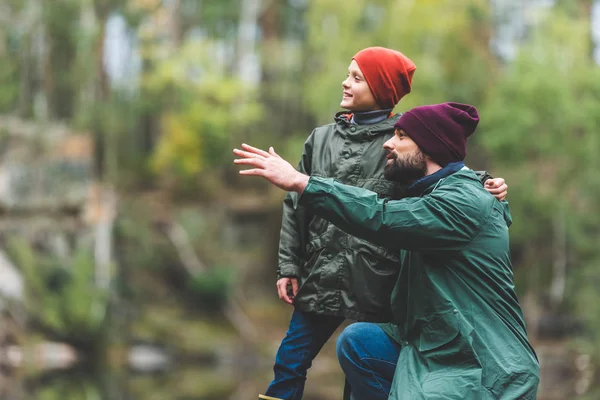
[294,239,327,303]
[348,236,400,271]
[348,238,399,320]
[418,310,481,368]
[417,311,483,398]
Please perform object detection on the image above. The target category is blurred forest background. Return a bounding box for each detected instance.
[0,0,599,399]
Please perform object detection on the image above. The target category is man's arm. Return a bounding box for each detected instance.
[233,144,486,252]
[298,176,485,252]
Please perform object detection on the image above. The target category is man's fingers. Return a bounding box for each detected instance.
[233,148,266,160]
[239,169,266,176]
[234,157,265,168]
[241,143,271,158]
[268,146,282,159]
[291,278,299,297]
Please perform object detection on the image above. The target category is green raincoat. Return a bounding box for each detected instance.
[299,169,539,399]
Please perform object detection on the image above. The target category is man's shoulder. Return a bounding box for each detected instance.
[443,170,513,225]
[443,169,486,187]
[435,170,496,207]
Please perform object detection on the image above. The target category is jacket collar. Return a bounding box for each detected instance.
[351,108,394,125]
[406,162,465,197]
[334,111,401,135]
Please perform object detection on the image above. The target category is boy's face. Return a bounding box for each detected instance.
[341,60,380,112]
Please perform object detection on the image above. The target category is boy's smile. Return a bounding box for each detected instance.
[340,60,380,112]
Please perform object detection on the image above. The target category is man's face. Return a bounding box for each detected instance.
[340,60,380,112]
[383,128,427,183]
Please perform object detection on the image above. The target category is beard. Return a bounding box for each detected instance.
[384,149,428,184]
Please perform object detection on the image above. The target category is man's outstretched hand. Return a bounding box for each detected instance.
[233,144,309,193]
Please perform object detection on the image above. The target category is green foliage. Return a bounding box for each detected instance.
[41,0,80,118]
[480,10,600,392]
[143,38,262,182]
[0,58,19,111]
[115,202,236,314]
[33,374,102,400]
[114,201,177,276]
[187,267,235,313]
[179,0,240,36]
[480,10,600,243]
[6,237,110,346]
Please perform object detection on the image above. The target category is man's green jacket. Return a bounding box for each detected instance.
[299,169,539,399]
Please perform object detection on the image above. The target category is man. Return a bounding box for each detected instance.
[234,102,539,399]
[257,47,507,400]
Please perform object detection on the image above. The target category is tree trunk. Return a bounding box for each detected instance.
[549,208,567,307]
[92,0,111,181]
[42,0,78,119]
[236,0,262,86]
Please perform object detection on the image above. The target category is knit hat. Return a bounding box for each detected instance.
[352,47,416,109]
[394,102,480,166]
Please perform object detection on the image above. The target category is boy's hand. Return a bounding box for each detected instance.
[485,177,508,201]
[277,277,298,305]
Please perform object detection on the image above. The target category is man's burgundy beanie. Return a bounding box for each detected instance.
[353,47,416,109]
[394,102,480,166]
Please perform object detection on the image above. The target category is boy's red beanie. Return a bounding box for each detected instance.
[352,47,416,109]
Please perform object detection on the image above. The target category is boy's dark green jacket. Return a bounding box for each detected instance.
[278,112,404,321]
[278,113,492,322]
[299,170,539,399]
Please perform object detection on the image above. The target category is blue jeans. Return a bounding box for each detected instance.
[336,323,402,400]
[264,310,344,400]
